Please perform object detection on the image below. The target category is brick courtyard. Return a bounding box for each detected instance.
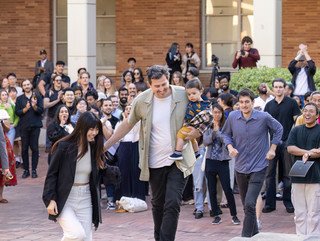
[0,147,296,241]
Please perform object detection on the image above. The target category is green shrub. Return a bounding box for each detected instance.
[230,66,320,94]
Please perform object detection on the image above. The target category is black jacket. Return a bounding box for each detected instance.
[42,141,101,229]
[15,93,44,129]
[288,59,316,92]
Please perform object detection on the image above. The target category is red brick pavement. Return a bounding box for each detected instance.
[0,148,296,240]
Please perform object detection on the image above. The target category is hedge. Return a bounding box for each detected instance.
[230,66,320,95]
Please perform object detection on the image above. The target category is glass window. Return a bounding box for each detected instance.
[54,0,116,68]
[204,0,254,68]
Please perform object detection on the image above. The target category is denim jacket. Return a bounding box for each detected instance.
[203,127,230,161]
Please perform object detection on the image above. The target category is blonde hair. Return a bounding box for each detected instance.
[104,77,117,97]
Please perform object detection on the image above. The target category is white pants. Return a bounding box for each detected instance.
[291,183,320,235]
[58,185,93,241]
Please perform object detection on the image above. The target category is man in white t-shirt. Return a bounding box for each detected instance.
[254,83,274,111]
[288,44,316,102]
[104,65,198,241]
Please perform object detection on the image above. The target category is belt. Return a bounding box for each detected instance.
[73,182,89,186]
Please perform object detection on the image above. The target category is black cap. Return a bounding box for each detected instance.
[40,49,47,55]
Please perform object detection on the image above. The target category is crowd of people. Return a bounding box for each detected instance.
[0,37,319,240]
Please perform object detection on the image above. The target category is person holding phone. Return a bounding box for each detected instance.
[232,36,260,69]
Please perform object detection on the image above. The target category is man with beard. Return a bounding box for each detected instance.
[101,98,119,129]
[118,87,129,111]
[15,79,44,178]
[218,75,238,97]
[254,83,274,111]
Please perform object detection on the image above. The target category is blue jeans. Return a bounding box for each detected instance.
[6,126,15,147]
[192,146,211,212]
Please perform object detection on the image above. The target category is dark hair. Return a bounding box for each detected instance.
[185,78,202,90]
[304,102,319,115]
[56,60,65,66]
[77,67,87,74]
[133,68,144,82]
[21,79,32,92]
[272,78,286,87]
[100,97,112,107]
[85,90,98,100]
[6,73,16,79]
[238,88,255,101]
[304,91,313,101]
[218,75,230,82]
[204,87,218,98]
[185,42,194,49]
[54,104,71,125]
[118,86,129,95]
[127,57,136,63]
[146,65,169,84]
[74,97,88,114]
[219,93,234,107]
[211,104,226,128]
[63,87,74,95]
[8,87,17,93]
[241,36,253,45]
[50,75,62,91]
[187,67,199,77]
[122,70,134,82]
[89,104,102,118]
[52,111,104,168]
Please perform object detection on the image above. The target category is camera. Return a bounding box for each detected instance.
[211,54,219,66]
[241,50,245,56]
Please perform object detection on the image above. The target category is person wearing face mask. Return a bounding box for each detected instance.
[118,87,129,111]
[253,83,274,111]
[218,75,238,97]
[232,36,260,69]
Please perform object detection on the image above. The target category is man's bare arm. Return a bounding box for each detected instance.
[103,118,134,151]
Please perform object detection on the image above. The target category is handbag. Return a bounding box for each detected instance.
[105,150,118,166]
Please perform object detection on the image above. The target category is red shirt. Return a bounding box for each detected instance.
[232,48,260,69]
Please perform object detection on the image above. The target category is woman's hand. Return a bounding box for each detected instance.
[47,200,58,215]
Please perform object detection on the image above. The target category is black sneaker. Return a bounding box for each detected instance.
[32,170,38,178]
[232,216,240,225]
[168,153,183,160]
[194,210,203,219]
[22,170,30,178]
[212,216,222,225]
[193,209,197,215]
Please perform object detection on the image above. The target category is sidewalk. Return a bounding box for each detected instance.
[0,148,296,241]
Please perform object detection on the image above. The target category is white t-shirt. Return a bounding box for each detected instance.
[149,94,173,168]
[254,95,274,111]
[294,67,309,95]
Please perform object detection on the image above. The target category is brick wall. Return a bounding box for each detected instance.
[282,0,320,67]
[115,0,202,87]
[0,0,52,81]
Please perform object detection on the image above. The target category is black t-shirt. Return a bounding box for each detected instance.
[265,96,301,141]
[287,124,320,183]
[45,89,63,118]
[108,115,119,129]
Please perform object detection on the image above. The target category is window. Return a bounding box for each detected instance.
[54,0,116,68]
[203,0,253,68]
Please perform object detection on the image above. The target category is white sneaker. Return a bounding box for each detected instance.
[106,201,115,210]
[257,219,262,230]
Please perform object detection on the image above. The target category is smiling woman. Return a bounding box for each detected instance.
[43,111,120,241]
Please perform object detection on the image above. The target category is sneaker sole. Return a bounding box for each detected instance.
[232,221,240,225]
[212,221,222,225]
[168,157,183,160]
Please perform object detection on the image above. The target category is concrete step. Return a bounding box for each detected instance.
[230,232,320,241]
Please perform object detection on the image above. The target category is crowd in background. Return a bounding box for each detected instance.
[0,37,319,238]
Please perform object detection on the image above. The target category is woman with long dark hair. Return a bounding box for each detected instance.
[47,105,74,164]
[182,43,201,83]
[133,68,148,93]
[166,43,182,83]
[43,111,119,240]
[203,104,240,225]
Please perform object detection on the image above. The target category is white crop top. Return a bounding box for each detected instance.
[74,144,92,183]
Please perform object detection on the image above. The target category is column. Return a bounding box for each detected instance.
[253,0,282,68]
[67,0,96,86]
